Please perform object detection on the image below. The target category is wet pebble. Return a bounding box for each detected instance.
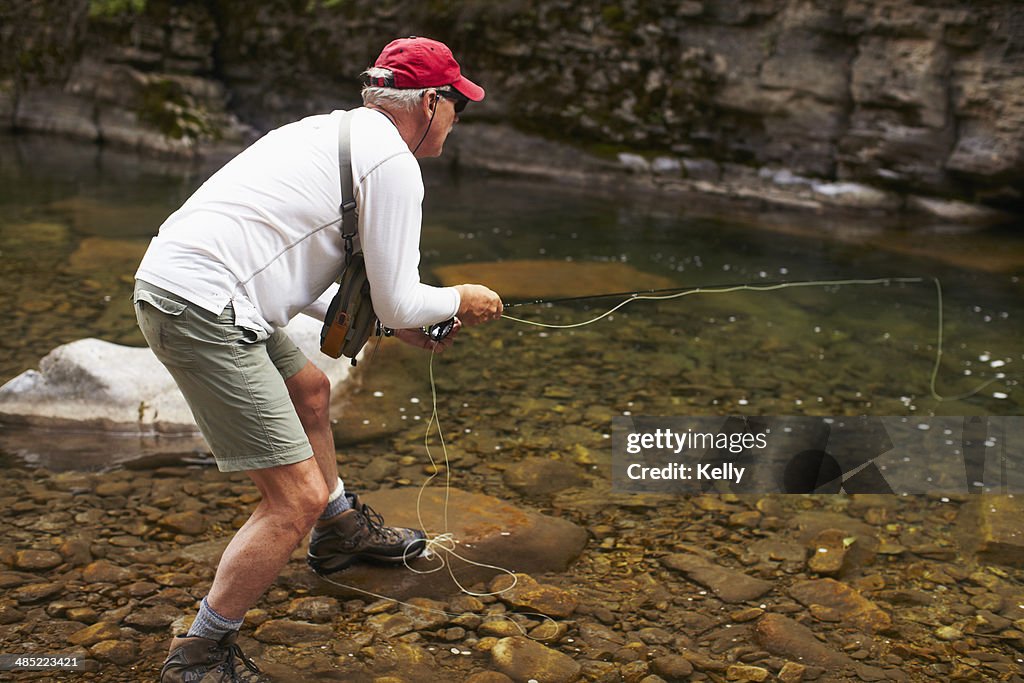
[502,457,589,498]
[253,618,334,644]
[478,619,525,638]
[528,620,568,643]
[753,614,851,668]
[620,659,650,682]
[806,529,848,576]
[161,510,207,536]
[788,578,892,634]
[636,627,674,645]
[365,612,416,638]
[727,663,770,682]
[778,661,807,683]
[465,672,514,683]
[449,595,485,613]
[58,538,93,566]
[661,553,773,603]
[66,607,100,623]
[651,655,694,679]
[94,481,134,497]
[12,581,65,604]
[400,597,449,630]
[491,636,581,683]
[13,549,63,571]
[0,600,25,624]
[90,639,138,665]
[286,595,340,623]
[82,560,133,584]
[124,604,180,631]
[490,573,578,618]
[153,572,198,587]
[68,621,122,646]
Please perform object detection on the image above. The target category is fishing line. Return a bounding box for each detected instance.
[926,277,999,402]
[501,276,1001,404]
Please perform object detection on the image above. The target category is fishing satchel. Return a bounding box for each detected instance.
[319,110,383,365]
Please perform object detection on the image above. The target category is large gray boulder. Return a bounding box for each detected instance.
[0,316,352,464]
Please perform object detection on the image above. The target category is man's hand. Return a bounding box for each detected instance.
[394,319,462,353]
[454,284,503,326]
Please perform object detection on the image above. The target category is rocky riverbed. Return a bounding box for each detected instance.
[3,314,1023,682]
[2,456,1024,682]
[0,141,1021,681]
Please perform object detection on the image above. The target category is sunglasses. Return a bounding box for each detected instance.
[437,89,469,114]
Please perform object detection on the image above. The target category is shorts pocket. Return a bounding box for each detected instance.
[133,289,188,316]
[134,291,195,367]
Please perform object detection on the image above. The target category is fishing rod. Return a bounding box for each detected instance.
[502,276,926,310]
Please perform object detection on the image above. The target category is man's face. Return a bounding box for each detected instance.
[414,90,461,158]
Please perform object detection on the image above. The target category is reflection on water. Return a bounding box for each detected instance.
[0,132,1021,472]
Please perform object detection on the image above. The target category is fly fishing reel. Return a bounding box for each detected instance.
[426,317,456,342]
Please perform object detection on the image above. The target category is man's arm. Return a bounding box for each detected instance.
[357,153,462,329]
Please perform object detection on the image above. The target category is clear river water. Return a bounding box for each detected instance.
[0,131,1021,479]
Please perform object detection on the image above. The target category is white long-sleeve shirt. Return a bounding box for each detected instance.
[135,107,460,339]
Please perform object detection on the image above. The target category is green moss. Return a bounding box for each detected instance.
[601,5,624,24]
[88,0,146,18]
[137,79,220,141]
[306,0,347,11]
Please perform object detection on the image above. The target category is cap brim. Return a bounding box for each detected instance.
[451,75,485,102]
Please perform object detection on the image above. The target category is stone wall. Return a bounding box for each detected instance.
[1,0,1021,210]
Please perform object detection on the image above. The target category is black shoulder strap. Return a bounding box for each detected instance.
[337,110,357,263]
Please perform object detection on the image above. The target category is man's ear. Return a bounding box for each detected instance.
[421,89,437,116]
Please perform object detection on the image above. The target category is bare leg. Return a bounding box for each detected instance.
[204,458,328,620]
[167,365,333,654]
[286,361,338,489]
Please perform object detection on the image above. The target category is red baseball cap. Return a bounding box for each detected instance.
[372,36,485,102]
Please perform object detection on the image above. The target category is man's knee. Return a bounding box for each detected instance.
[287,364,331,427]
[251,460,329,530]
[296,481,330,529]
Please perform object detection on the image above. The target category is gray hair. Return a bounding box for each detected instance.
[361,67,454,112]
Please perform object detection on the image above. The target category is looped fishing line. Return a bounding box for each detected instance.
[317,275,1003,639]
[316,344,560,640]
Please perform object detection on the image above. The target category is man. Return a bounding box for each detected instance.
[135,37,503,682]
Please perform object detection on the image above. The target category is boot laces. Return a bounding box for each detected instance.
[214,642,262,681]
[359,501,404,544]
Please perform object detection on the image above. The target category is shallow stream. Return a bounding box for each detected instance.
[2,132,1024,681]
[1,132,1020,439]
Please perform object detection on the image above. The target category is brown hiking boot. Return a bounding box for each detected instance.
[306,493,427,575]
[160,631,266,682]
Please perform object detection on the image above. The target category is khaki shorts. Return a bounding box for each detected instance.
[134,280,313,472]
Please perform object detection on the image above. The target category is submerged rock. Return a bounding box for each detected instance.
[253,618,334,644]
[295,487,588,601]
[753,613,852,668]
[788,578,893,634]
[491,636,581,683]
[502,458,589,498]
[434,260,676,300]
[661,553,773,603]
[489,573,578,618]
[959,496,1024,568]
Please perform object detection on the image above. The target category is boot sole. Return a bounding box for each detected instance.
[307,539,427,576]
